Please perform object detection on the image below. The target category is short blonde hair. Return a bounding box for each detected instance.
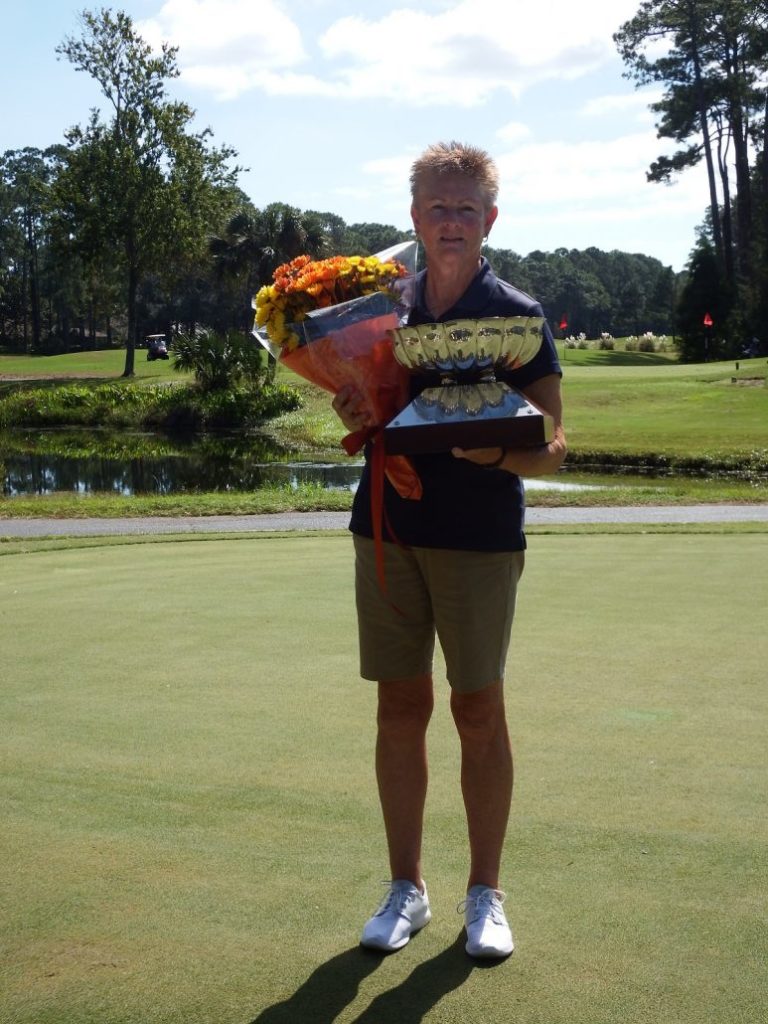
[409,141,500,208]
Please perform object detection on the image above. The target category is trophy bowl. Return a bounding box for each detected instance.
[389,316,545,378]
[383,316,554,455]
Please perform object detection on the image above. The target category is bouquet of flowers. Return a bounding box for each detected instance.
[253,242,421,499]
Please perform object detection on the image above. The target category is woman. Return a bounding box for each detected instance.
[333,141,566,958]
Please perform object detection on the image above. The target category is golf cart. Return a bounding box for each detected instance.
[145,334,170,361]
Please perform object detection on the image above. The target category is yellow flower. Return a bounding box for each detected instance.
[254,252,408,354]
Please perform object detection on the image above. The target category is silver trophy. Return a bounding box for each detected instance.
[383,317,554,455]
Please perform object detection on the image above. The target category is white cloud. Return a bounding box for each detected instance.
[496,130,706,211]
[315,0,640,106]
[580,88,664,119]
[138,0,642,104]
[342,127,708,266]
[491,128,708,265]
[496,121,532,144]
[137,0,306,100]
[128,0,704,267]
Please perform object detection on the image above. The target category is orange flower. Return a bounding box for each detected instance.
[253,253,409,353]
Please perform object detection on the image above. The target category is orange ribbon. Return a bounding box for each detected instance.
[343,422,421,607]
[368,431,415,612]
[342,427,422,501]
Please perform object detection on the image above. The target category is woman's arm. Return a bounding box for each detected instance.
[451,373,567,477]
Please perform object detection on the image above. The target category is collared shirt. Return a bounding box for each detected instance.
[349,258,562,552]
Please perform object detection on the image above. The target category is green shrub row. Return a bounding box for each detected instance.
[565,447,768,481]
[0,380,302,432]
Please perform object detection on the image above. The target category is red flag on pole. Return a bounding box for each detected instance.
[703,312,713,327]
[559,317,568,330]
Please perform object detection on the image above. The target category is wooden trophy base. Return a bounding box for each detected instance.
[383,381,554,455]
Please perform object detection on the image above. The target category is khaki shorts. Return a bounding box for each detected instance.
[353,535,525,694]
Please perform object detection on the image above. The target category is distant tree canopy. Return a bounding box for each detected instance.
[0,148,678,351]
[2,3,766,364]
[488,245,677,339]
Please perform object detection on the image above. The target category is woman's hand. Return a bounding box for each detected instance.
[451,446,506,468]
[452,375,567,477]
[331,384,373,432]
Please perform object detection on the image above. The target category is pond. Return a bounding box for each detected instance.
[0,427,614,498]
[0,429,368,497]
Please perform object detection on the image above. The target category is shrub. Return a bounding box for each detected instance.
[198,383,301,429]
[172,330,266,391]
[0,379,302,432]
[143,381,302,431]
[0,383,146,428]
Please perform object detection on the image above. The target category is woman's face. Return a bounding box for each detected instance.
[411,172,498,270]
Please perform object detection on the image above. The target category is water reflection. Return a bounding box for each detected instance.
[2,453,364,496]
[1,428,604,498]
[0,429,363,497]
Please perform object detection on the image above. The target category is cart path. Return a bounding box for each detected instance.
[2,504,767,538]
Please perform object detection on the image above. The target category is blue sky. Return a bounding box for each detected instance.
[2,0,710,271]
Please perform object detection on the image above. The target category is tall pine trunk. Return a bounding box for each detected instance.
[26,211,41,351]
[724,30,753,283]
[717,144,735,287]
[687,1,726,275]
[123,262,138,377]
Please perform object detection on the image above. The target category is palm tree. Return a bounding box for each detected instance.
[210,203,328,287]
[209,202,330,338]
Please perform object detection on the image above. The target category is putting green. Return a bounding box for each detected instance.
[1,532,765,1023]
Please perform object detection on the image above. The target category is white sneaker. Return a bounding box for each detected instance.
[360,880,431,951]
[460,885,514,958]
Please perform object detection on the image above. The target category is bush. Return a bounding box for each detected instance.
[132,380,302,431]
[0,379,302,432]
[0,382,146,428]
[172,330,266,391]
[191,383,301,430]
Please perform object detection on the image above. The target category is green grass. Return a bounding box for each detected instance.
[554,340,679,367]
[266,356,767,463]
[4,349,765,466]
[1,530,766,1024]
[0,472,766,522]
[0,484,356,519]
[561,358,767,461]
[0,349,184,382]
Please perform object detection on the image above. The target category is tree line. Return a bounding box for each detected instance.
[1,4,766,373]
[615,0,768,360]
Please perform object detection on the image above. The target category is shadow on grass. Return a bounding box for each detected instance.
[561,348,676,367]
[250,931,499,1023]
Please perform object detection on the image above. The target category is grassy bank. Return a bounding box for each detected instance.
[1,474,767,521]
[3,350,765,467]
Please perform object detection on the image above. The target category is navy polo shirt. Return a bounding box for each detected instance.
[349,259,562,552]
